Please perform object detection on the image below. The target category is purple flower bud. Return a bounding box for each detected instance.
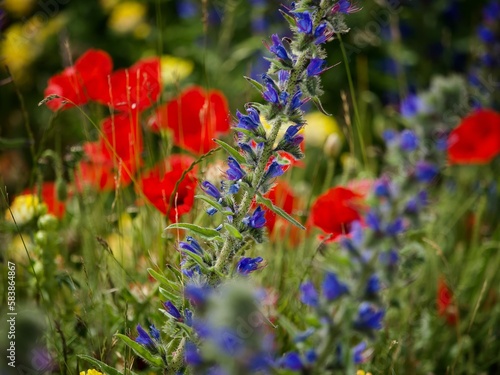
[281,352,303,370]
[415,161,438,183]
[201,181,221,199]
[243,206,266,228]
[163,301,182,321]
[366,274,381,295]
[322,272,349,301]
[135,324,154,346]
[354,302,384,330]
[185,341,202,365]
[400,130,419,152]
[237,257,264,275]
[179,237,204,255]
[149,324,160,340]
[227,157,245,180]
[294,12,313,34]
[263,83,280,104]
[353,341,367,364]
[307,58,326,76]
[300,281,319,307]
[264,160,286,180]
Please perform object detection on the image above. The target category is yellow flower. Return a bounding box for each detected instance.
[3,0,36,16]
[303,111,343,147]
[160,55,194,85]
[5,194,46,226]
[108,1,148,35]
[356,371,372,375]
[80,370,103,375]
[0,15,65,83]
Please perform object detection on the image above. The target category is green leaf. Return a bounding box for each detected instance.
[244,76,264,93]
[278,9,296,28]
[224,223,243,239]
[311,96,332,116]
[165,223,222,239]
[213,139,246,164]
[148,268,178,289]
[78,354,135,375]
[159,286,179,301]
[115,334,164,367]
[181,249,209,270]
[195,195,224,213]
[256,194,305,230]
[234,127,267,143]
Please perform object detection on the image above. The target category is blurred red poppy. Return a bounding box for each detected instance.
[448,109,500,164]
[148,86,230,154]
[310,186,363,240]
[75,114,142,191]
[44,49,113,111]
[264,180,303,244]
[437,277,458,326]
[139,155,198,222]
[105,57,161,112]
[22,182,66,218]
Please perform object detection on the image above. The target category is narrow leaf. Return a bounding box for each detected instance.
[278,9,296,28]
[115,334,164,367]
[244,76,264,92]
[213,139,246,164]
[195,195,224,212]
[165,223,222,239]
[224,223,243,239]
[256,194,305,230]
[311,96,332,116]
[148,268,178,289]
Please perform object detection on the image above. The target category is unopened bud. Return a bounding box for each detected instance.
[323,133,342,158]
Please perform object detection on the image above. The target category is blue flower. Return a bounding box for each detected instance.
[373,178,391,198]
[314,22,332,44]
[293,328,314,343]
[399,130,419,152]
[354,302,384,330]
[269,34,292,62]
[322,272,349,301]
[243,206,267,229]
[179,236,204,255]
[263,83,280,104]
[284,124,304,146]
[379,250,399,268]
[366,274,381,295]
[185,341,202,365]
[227,157,245,180]
[281,352,303,370]
[386,218,404,236]
[236,107,261,131]
[289,89,304,110]
[415,161,438,183]
[332,0,361,14]
[365,211,382,233]
[185,283,210,306]
[352,341,367,364]
[149,324,161,341]
[305,349,317,364]
[201,180,221,200]
[478,26,495,44]
[237,257,264,275]
[294,12,313,34]
[307,58,326,76]
[278,70,290,90]
[163,301,183,321]
[383,129,397,144]
[300,281,319,307]
[264,160,286,180]
[400,94,422,118]
[185,309,193,326]
[135,324,154,347]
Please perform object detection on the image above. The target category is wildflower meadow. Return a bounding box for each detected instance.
[1,0,499,374]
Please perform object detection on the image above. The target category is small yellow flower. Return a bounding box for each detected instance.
[108,1,148,35]
[303,111,343,147]
[5,194,46,226]
[160,55,194,85]
[356,371,372,375]
[80,370,103,375]
[3,0,36,16]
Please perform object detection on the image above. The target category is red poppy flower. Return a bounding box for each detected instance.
[448,109,500,164]
[148,86,230,154]
[105,57,161,112]
[22,182,66,218]
[437,277,458,326]
[264,180,304,244]
[139,155,198,222]
[44,49,113,111]
[310,186,363,240]
[75,114,142,191]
